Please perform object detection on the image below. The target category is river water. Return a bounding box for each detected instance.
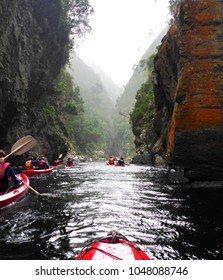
[0,161,223,260]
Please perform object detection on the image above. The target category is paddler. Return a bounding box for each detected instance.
[25,157,40,169]
[25,159,33,170]
[117,157,125,165]
[107,155,116,165]
[66,158,74,166]
[54,159,61,166]
[38,157,50,169]
[0,149,22,192]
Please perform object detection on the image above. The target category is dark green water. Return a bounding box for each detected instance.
[0,162,223,260]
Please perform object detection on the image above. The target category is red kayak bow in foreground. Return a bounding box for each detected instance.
[75,232,151,260]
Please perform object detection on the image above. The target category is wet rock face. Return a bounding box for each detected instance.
[0,0,68,160]
[153,0,223,180]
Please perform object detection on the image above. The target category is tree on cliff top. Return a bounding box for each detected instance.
[61,0,94,48]
[168,0,179,22]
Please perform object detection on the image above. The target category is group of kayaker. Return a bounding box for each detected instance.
[0,148,125,194]
[106,155,125,166]
[0,150,62,194]
[25,157,50,170]
[0,150,54,193]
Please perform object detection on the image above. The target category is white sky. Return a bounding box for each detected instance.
[76,0,170,86]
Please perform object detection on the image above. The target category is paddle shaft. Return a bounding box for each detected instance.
[22,180,59,198]
[22,180,41,196]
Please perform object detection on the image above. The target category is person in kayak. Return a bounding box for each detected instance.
[0,150,22,192]
[66,158,74,166]
[25,160,33,170]
[117,157,125,165]
[25,157,40,169]
[38,157,50,169]
[54,159,61,166]
[107,156,117,165]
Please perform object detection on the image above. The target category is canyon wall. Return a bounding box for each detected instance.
[153,0,223,180]
[0,0,68,161]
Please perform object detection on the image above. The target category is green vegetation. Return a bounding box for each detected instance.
[72,113,106,154]
[130,54,156,150]
[168,0,180,22]
[130,82,155,137]
[41,1,178,159]
[68,53,121,158]
[60,0,94,49]
[112,111,136,158]
[56,68,107,156]
[127,1,178,153]
[43,105,56,119]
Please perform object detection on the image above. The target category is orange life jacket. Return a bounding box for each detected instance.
[25,160,32,170]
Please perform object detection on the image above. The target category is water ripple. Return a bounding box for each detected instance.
[1,162,223,259]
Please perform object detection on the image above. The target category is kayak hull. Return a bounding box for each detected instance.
[22,166,54,176]
[0,174,29,209]
[106,162,125,167]
[75,234,150,260]
[106,161,115,165]
[66,164,75,167]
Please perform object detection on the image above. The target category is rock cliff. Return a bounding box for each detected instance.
[0,0,68,161]
[153,0,223,180]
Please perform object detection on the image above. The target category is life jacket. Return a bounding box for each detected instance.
[54,159,60,166]
[67,159,73,165]
[25,160,32,170]
[0,162,10,179]
[108,159,115,165]
[39,159,44,169]
[0,162,10,188]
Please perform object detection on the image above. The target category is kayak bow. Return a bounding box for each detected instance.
[74,232,151,260]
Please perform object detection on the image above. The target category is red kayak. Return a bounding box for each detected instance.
[66,164,75,167]
[0,174,29,209]
[106,161,115,165]
[115,163,125,167]
[74,232,151,260]
[22,166,54,176]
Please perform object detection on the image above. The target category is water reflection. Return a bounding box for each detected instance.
[0,162,223,259]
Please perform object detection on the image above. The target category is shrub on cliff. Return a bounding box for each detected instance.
[60,0,94,49]
[130,54,156,141]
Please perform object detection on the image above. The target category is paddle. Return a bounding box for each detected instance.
[58,154,63,159]
[21,180,60,198]
[4,135,37,160]
[2,135,59,198]
[22,180,41,195]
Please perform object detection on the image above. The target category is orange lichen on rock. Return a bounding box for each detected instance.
[181,26,221,57]
[170,53,223,148]
[167,0,223,152]
[185,0,221,24]
[153,0,223,179]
